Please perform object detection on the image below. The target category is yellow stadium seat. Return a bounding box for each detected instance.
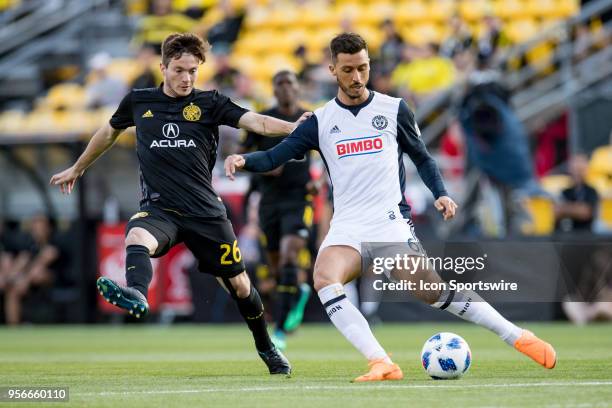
[427,0,455,22]
[400,23,445,46]
[359,26,385,52]
[228,54,258,73]
[526,41,554,69]
[558,0,580,17]
[540,174,573,196]
[234,30,278,55]
[301,6,340,28]
[505,19,539,43]
[394,0,428,24]
[589,145,612,175]
[493,0,529,19]
[586,146,612,194]
[360,2,395,25]
[125,0,147,15]
[105,58,143,84]
[43,83,86,110]
[172,0,218,12]
[244,6,271,29]
[521,196,555,236]
[305,28,339,56]
[528,0,579,18]
[526,0,557,18]
[459,0,491,22]
[599,198,612,229]
[266,5,299,29]
[0,110,26,135]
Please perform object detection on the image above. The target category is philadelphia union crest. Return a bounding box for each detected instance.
[372,115,388,130]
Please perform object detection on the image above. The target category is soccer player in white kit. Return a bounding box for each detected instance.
[225,33,556,382]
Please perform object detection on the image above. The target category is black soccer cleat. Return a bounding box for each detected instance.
[96,277,149,318]
[258,347,292,376]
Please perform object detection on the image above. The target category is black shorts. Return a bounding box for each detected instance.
[258,201,313,252]
[126,206,245,278]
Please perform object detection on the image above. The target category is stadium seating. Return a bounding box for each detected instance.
[0,0,583,137]
[0,0,20,12]
[540,174,573,196]
[599,197,612,230]
[521,196,556,236]
[587,146,612,196]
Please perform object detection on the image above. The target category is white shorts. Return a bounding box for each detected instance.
[319,217,421,255]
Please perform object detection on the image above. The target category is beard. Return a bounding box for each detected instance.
[338,79,365,100]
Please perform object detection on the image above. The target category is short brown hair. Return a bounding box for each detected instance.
[161,33,211,66]
[329,32,368,63]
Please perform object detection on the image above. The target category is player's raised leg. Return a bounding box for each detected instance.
[405,260,556,369]
[97,226,157,318]
[314,245,403,382]
[218,272,291,375]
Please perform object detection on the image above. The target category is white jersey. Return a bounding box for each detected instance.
[314,92,406,226]
[243,90,447,251]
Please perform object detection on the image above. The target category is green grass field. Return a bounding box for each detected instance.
[1,323,611,407]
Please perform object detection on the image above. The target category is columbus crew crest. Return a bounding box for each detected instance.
[183,103,201,121]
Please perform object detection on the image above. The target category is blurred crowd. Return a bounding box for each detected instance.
[0,215,72,325]
[1,0,611,325]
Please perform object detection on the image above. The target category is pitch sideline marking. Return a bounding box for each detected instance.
[77,381,612,397]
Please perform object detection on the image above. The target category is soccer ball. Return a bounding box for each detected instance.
[421,332,471,379]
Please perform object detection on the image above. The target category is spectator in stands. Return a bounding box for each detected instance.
[85,52,128,109]
[391,43,456,101]
[555,154,599,232]
[377,19,404,75]
[204,0,244,50]
[459,52,539,236]
[212,51,240,90]
[3,214,61,325]
[133,0,197,53]
[131,44,159,89]
[478,13,510,61]
[440,15,473,59]
[294,45,318,83]
[440,15,475,79]
[0,220,31,298]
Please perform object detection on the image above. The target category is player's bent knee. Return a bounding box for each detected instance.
[228,271,251,299]
[313,272,340,292]
[125,227,158,255]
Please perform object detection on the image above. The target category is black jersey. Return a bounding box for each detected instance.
[110,85,248,217]
[242,107,310,205]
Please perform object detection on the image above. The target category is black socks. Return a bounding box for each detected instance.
[125,245,152,298]
[234,285,274,352]
[275,263,299,332]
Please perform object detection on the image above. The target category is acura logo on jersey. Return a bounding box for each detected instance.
[162,123,180,139]
[336,135,384,159]
[151,122,196,148]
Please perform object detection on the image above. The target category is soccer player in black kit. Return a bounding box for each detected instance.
[241,71,314,351]
[50,33,308,375]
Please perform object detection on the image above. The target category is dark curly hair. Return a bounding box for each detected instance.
[161,33,211,66]
[329,32,368,63]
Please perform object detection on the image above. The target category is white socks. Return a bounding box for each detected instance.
[433,289,523,346]
[318,283,391,363]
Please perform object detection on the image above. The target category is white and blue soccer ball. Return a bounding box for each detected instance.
[421,332,471,379]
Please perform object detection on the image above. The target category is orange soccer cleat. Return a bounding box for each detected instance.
[514,330,557,369]
[352,358,404,382]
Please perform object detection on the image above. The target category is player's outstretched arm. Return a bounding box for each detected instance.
[237,111,312,136]
[226,115,319,180]
[49,122,124,194]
